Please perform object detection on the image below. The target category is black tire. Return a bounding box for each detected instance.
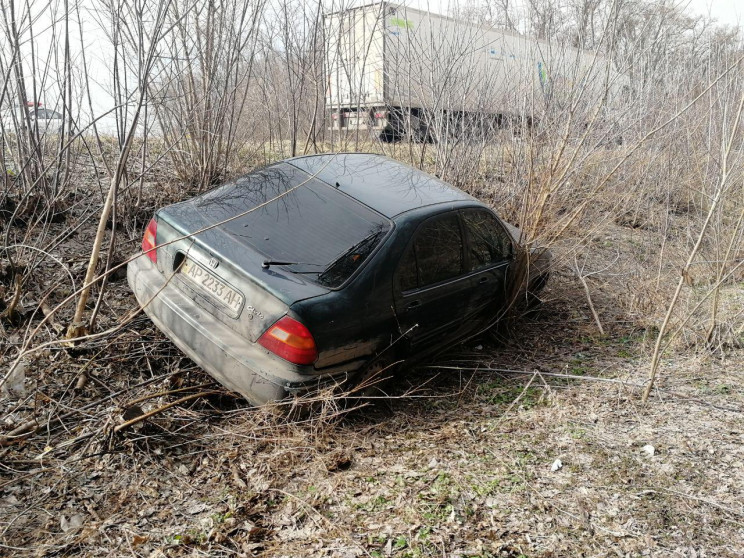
[526,272,549,309]
[344,355,400,401]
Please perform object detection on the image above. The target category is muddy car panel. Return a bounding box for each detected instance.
[128,154,549,404]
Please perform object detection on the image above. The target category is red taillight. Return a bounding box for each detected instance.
[258,316,318,365]
[141,218,158,263]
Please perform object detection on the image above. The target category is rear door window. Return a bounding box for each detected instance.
[398,212,464,290]
[398,245,419,291]
[461,209,513,271]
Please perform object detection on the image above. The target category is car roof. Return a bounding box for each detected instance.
[287,153,477,218]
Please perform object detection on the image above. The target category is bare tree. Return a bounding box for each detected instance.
[152,0,265,192]
[67,0,182,338]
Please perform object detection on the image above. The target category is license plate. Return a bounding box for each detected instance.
[180,259,244,313]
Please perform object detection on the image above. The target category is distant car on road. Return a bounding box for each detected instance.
[0,103,65,136]
[128,154,550,405]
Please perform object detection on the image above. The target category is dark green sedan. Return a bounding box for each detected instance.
[127,154,549,404]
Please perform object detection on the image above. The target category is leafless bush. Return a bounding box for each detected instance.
[2,3,744,555]
[249,0,326,158]
[1,0,743,404]
[151,0,265,191]
[0,0,90,325]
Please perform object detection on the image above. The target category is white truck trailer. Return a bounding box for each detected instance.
[325,2,616,140]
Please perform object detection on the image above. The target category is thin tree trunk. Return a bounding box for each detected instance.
[643,89,744,402]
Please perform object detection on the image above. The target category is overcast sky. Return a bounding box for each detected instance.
[406,0,743,29]
[686,0,742,26]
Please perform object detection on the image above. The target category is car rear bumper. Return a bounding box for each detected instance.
[127,255,340,405]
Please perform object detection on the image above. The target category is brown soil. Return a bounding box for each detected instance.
[1,174,743,557]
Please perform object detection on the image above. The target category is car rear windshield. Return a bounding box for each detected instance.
[196,163,391,288]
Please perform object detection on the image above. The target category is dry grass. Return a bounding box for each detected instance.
[2,0,743,552]
[2,130,744,556]
[2,283,743,556]
[2,224,744,558]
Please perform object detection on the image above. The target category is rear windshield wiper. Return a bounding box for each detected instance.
[262,260,324,269]
[317,230,385,286]
[263,228,385,279]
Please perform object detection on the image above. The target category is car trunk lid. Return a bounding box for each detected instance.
[154,162,391,342]
[153,213,326,343]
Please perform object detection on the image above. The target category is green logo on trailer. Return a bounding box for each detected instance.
[390,17,414,29]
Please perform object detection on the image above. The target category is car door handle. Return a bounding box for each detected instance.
[479,277,489,284]
[407,300,421,309]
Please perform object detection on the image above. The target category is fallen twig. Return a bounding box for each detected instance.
[123,382,218,408]
[425,365,647,387]
[639,488,744,518]
[0,371,180,446]
[40,302,65,334]
[573,254,606,336]
[496,371,539,423]
[113,390,222,433]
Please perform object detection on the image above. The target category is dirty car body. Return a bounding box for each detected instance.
[127,154,549,405]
